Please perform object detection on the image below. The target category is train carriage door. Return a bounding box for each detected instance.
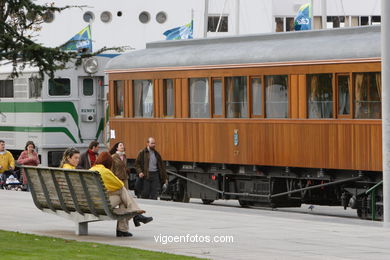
[78,77,104,142]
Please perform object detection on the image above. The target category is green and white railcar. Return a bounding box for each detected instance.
[0,56,110,166]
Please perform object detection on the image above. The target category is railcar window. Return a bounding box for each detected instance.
[0,80,14,98]
[307,74,333,118]
[48,78,70,96]
[163,79,174,117]
[354,72,381,119]
[225,77,248,118]
[213,79,223,116]
[29,78,42,98]
[113,80,124,117]
[133,80,153,118]
[83,78,94,96]
[251,78,263,116]
[265,75,288,118]
[189,78,209,118]
[337,75,350,115]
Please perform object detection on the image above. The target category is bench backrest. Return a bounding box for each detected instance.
[22,166,115,218]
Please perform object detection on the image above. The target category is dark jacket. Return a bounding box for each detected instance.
[135,147,167,183]
[111,153,129,181]
[77,151,95,169]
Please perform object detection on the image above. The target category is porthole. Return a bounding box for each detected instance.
[43,11,54,23]
[117,11,122,17]
[101,11,112,23]
[139,11,150,24]
[83,11,95,23]
[156,11,167,24]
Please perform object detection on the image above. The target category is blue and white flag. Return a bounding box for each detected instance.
[294,3,311,31]
[163,21,193,40]
[61,25,92,52]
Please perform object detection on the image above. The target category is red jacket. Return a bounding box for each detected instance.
[17,150,40,184]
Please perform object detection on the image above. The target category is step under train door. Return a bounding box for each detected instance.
[78,76,104,143]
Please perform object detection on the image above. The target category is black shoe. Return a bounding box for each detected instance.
[116,230,133,237]
[133,214,153,227]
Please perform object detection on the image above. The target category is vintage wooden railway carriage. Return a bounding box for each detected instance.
[106,26,382,219]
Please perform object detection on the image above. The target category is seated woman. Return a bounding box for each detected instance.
[60,148,80,169]
[90,152,152,237]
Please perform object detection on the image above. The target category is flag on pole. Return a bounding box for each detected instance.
[61,25,92,52]
[163,21,193,40]
[294,3,312,31]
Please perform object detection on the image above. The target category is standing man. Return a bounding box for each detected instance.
[0,140,15,187]
[135,137,167,200]
[77,141,100,169]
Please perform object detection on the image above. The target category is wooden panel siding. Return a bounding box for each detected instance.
[108,62,380,82]
[110,119,382,172]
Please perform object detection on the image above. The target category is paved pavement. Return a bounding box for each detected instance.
[1,189,390,260]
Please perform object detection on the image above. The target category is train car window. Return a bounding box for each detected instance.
[29,78,42,98]
[113,80,124,117]
[307,74,333,118]
[163,79,174,117]
[354,72,381,119]
[189,78,210,118]
[225,77,248,118]
[251,78,263,116]
[83,78,94,96]
[48,78,70,96]
[337,75,350,116]
[0,80,14,98]
[213,79,223,116]
[265,75,288,118]
[133,80,153,118]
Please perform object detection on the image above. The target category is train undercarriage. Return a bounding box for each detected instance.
[129,161,383,220]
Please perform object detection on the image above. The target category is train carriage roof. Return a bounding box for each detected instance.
[105,26,380,72]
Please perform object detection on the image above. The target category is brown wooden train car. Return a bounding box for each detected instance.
[106,26,382,219]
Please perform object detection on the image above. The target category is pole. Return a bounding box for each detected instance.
[310,0,314,30]
[321,0,327,29]
[382,0,390,227]
[235,0,240,35]
[216,0,227,32]
[203,0,209,37]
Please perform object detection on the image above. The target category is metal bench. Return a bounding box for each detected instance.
[22,166,138,235]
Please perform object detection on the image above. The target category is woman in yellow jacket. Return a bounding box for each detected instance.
[60,148,80,169]
[90,151,152,237]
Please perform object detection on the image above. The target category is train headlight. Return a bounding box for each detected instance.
[84,58,99,74]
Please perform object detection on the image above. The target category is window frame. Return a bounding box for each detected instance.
[113,80,125,117]
[249,76,264,118]
[336,73,352,119]
[211,77,224,118]
[162,79,175,118]
[188,77,210,118]
[48,78,71,97]
[0,79,14,98]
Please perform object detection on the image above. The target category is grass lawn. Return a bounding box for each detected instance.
[0,230,203,260]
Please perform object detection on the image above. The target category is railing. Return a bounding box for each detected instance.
[365,180,383,221]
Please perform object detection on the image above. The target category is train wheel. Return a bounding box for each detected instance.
[202,199,214,205]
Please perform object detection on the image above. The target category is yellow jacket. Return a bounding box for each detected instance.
[90,164,124,192]
[0,151,15,174]
[62,163,75,169]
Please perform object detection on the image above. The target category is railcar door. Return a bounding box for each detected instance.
[78,77,104,142]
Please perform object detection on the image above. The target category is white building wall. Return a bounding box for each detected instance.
[35,0,381,51]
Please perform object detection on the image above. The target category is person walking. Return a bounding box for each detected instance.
[109,142,130,189]
[17,141,40,190]
[135,137,168,200]
[78,141,100,169]
[90,152,152,237]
